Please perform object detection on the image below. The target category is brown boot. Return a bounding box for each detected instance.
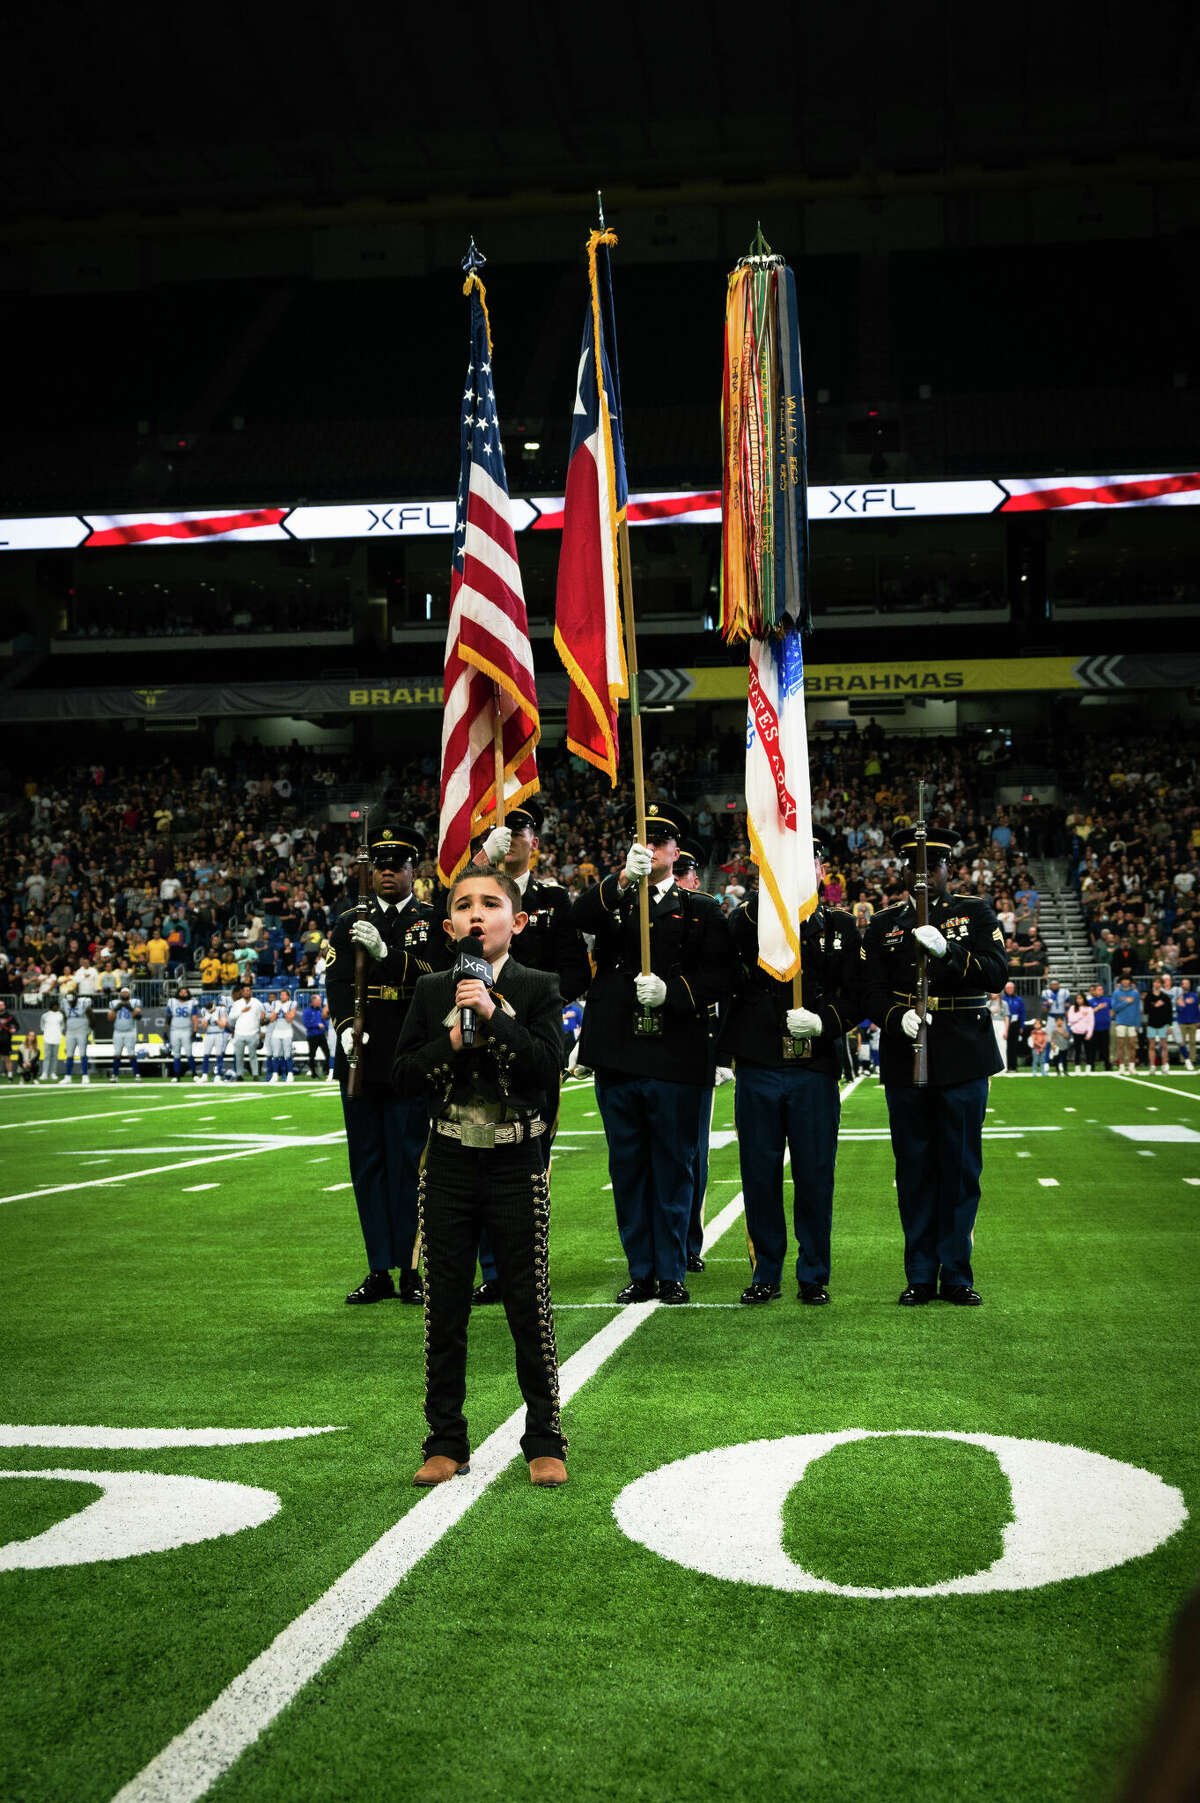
[412,1455,470,1487]
[529,1456,568,1487]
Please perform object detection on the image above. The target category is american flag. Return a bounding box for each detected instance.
[437,281,540,886]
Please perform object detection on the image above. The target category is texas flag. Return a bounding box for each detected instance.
[553,230,629,784]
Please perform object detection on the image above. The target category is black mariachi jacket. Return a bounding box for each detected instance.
[392,956,564,1125]
[325,894,449,1088]
[571,873,734,1086]
[717,899,861,1078]
[860,889,1008,1088]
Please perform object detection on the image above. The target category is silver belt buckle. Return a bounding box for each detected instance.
[460,1122,496,1149]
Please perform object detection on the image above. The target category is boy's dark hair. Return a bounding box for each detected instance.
[447,867,523,913]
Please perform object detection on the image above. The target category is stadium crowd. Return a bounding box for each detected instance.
[1,721,1197,1074]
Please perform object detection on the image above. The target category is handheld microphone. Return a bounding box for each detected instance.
[453,939,493,1047]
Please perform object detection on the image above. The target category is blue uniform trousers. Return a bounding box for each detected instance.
[340,1085,428,1273]
[734,1064,840,1287]
[687,1085,715,1262]
[884,1076,988,1288]
[596,1074,705,1287]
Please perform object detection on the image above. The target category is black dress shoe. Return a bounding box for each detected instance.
[686,1253,706,1273]
[345,1270,396,1305]
[898,1282,937,1306]
[740,1282,782,1305]
[798,1282,830,1305]
[615,1277,657,1304]
[657,1280,690,1305]
[471,1279,504,1306]
[399,1272,424,1305]
[940,1284,983,1306]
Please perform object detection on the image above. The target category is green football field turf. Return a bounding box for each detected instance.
[1,1067,1198,1803]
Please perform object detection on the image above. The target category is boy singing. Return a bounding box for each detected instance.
[393,869,568,1488]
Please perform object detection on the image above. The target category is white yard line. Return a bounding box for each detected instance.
[109,1079,870,1803]
[0,1135,344,1207]
[108,1185,749,1803]
[0,1095,277,1132]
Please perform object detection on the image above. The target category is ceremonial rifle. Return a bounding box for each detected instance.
[346,808,370,1100]
[912,782,930,1088]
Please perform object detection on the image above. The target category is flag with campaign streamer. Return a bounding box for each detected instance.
[553,228,629,784]
[720,252,809,641]
[746,629,816,979]
[722,242,815,977]
[438,274,540,886]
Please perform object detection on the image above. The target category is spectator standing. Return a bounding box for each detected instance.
[1110,976,1143,1071]
[1001,981,1027,1071]
[1144,979,1174,1073]
[1067,994,1094,1072]
[302,995,331,1079]
[1089,984,1113,1071]
[39,1000,64,1082]
[1047,1014,1071,1076]
[1175,977,1198,1070]
[0,1003,17,1080]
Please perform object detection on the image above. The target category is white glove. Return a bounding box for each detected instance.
[350,920,386,961]
[482,825,512,861]
[714,1066,734,1087]
[340,1027,370,1057]
[623,842,653,884]
[901,1009,933,1040]
[634,973,667,1008]
[913,924,948,959]
[786,1007,823,1039]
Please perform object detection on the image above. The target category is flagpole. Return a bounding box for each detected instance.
[617,520,651,974]
[593,188,651,975]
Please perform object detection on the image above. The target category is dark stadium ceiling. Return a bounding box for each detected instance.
[4,2,1197,236]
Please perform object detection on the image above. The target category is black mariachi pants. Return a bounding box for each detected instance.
[419,1136,565,1465]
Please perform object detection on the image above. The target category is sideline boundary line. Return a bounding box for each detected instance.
[110,1074,863,1803]
[1107,1072,1200,1103]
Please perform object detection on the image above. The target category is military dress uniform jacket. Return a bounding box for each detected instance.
[571,874,734,1086]
[717,899,861,1079]
[392,958,564,1126]
[514,874,591,1002]
[860,891,1008,1088]
[325,896,448,1087]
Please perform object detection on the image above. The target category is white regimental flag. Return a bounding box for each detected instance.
[745,630,817,980]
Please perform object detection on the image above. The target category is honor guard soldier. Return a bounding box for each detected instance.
[326,824,449,1306]
[572,800,735,1304]
[466,799,592,1304]
[861,825,1008,1307]
[718,837,861,1305]
[393,867,568,1489]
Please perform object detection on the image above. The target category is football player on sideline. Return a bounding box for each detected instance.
[265,988,297,1083]
[167,985,199,1082]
